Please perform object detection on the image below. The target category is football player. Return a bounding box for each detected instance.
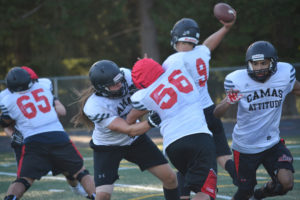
[214,41,300,200]
[2,66,89,198]
[1,67,96,200]
[71,60,179,200]
[163,15,237,199]
[128,58,217,200]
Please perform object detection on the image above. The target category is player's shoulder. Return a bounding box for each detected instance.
[276,62,295,74]
[194,44,210,54]
[0,88,11,100]
[273,62,295,83]
[224,69,248,89]
[226,69,248,80]
[36,78,53,89]
[130,89,148,110]
[84,93,108,114]
[162,52,185,70]
[38,78,52,84]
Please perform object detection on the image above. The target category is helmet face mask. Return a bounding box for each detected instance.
[89,60,128,98]
[246,41,278,82]
[170,18,200,50]
[5,67,33,93]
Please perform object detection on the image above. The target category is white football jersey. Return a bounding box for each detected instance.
[83,68,139,146]
[131,58,212,152]
[224,62,296,153]
[163,45,213,108]
[0,78,64,139]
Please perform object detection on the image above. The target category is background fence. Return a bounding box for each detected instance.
[1,63,300,130]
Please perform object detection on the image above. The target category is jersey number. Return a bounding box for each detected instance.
[150,69,193,109]
[196,58,207,87]
[16,88,51,119]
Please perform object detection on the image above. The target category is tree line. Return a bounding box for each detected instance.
[0,0,299,79]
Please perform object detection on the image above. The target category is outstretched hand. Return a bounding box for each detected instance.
[226,89,242,104]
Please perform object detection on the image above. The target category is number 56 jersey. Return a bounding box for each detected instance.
[0,78,64,139]
[131,56,212,152]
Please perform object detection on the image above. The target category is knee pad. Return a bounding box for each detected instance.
[13,178,31,191]
[233,188,253,200]
[4,195,19,200]
[76,169,90,182]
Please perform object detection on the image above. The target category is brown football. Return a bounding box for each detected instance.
[213,3,235,22]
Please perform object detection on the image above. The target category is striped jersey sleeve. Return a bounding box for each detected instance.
[130,90,148,111]
[290,65,296,83]
[224,77,236,91]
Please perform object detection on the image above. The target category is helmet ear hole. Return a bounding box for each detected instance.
[6,67,32,93]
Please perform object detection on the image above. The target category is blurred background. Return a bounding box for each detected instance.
[0,0,300,129]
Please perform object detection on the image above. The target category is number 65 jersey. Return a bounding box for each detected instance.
[131,56,212,152]
[0,78,64,140]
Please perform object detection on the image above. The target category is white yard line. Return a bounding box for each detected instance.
[0,171,232,199]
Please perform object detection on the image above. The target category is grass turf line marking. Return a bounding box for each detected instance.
[0,171,232,199]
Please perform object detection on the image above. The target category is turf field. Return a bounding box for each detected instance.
[0,136,299,200]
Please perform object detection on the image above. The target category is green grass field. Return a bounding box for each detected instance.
[0,137,299,200]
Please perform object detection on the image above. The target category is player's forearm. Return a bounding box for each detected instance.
[54,100,67,116]
[213,98,231,118]
[203,26,230,52]
[127,121,150,137]
[126,109,147,125]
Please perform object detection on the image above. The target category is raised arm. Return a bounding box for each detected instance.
[203,11,236,52]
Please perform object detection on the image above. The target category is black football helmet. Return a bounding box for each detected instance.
[5,67,32,93]
[89,60,128,98]
[246,41,278,82]
[170,18,200,50]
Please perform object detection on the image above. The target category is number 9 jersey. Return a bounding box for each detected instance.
[162,45,213,109]
[0,78,64,140]
[131,57,212,152]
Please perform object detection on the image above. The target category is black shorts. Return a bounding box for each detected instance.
[204,104,231,157]
[233,139,294,191]
[166,133,217,198]
[17,140,83,180]
[90,134,168,187]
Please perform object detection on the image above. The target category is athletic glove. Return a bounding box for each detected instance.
[147,111,161,128]
[226,89,243,104]
[11,129,23,146]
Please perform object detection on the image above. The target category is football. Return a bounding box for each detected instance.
[213,3,235,22]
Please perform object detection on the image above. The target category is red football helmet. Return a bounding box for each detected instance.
[131,58,164,89]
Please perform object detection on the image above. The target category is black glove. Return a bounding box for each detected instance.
[11,129,23,146]
[147,111,161,128]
